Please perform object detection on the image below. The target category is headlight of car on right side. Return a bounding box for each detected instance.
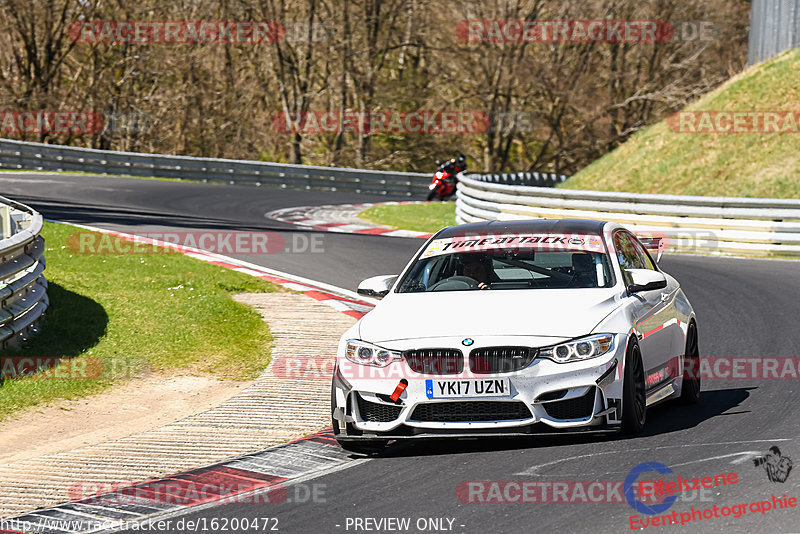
[539,334,615,363]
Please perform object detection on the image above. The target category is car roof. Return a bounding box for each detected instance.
[435,218,609,238]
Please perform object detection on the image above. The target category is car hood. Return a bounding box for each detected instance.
[358,289,622,342]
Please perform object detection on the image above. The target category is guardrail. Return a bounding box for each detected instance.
[467,171,570,187]
[0,196,48,348]
[455,175,800,256]
[0,138,430,196]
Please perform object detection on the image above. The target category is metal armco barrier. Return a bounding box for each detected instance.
[455,175,800,257]
[0,138,430,196]
[467,171,570,187]
[0,196,48,348]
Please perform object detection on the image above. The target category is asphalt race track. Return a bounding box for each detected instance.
[2,173,799,534]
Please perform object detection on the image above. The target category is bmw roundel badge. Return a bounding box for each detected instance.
[462,338,474,346]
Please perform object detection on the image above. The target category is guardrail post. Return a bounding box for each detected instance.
[0,206,10,239]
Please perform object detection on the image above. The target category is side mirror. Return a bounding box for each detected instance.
[626,269,667,295]
[357,275,398,298]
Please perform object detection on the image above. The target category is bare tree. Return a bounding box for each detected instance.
[0,0,749,173]
[0,0,98,142]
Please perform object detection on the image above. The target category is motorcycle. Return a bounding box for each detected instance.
[427,154,467,201]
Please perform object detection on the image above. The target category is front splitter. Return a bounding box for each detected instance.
[335,425,622,441]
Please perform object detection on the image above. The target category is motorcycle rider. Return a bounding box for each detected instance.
[441,153,467,188]
[428,153,468,201]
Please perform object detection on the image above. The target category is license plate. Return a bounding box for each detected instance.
[425,378,510,398]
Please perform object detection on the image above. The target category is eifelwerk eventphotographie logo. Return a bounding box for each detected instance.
[625,460,797,529]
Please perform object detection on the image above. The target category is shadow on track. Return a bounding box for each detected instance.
[16,197,291,232]
[356,388,753,459]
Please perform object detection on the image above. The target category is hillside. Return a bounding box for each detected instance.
[561,48,800,198]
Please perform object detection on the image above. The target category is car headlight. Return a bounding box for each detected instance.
[345,340,403,367]
[539,334,614,363]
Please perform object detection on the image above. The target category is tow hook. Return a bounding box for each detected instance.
[389,379,409,403]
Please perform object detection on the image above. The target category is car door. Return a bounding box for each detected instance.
[632,235,684,366]
[613,231,673,380]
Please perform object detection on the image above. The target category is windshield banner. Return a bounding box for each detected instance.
[421,233,606,258]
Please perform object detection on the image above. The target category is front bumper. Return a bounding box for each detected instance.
[332,335,626,439]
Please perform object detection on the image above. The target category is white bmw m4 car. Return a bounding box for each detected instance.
[331,219,700,453]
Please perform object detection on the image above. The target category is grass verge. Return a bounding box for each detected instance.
[0,221,278,420]
[359,202,456,234]
[561,49,800,198]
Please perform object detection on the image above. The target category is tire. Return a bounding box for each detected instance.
[622,339,646,434]
[680,321,701,404]
[426,190,438,201]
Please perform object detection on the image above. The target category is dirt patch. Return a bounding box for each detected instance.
[0,374,250,465]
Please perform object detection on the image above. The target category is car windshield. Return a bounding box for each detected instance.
[397,233,615,292]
